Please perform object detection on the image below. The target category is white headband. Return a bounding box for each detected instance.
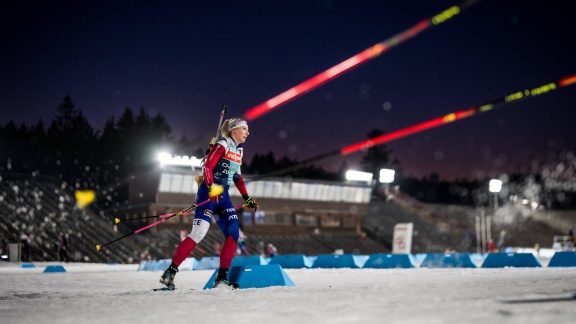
[229,119,248,131]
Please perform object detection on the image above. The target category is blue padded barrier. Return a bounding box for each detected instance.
[179,257,199,270]
[203,264,295,289]
[43,265,66,273]
[311,254,368,268]
[21,263,36,268]
[196,256,220,270]
[267,254,314,268]
[230,255,269,267]
[413,254,428,263]
[481,252,542,268]
[363,254,416,268]
[141,260,158,271]
[155,259,172,272]
[420,253,477,268]
[354,255,370,267]
[137,260,147,271]
[470,253,486,260]
[307,256,318,265]
[470,253,486,266]
[547,251,576,267]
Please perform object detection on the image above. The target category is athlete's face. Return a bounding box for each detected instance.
[232,126,249,144]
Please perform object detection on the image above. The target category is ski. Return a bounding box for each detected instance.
[497,292,576,303]
[152,287,195,291]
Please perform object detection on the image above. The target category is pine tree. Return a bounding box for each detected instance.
[47,95,97,184]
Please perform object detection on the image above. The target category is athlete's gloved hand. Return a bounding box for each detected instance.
[242,194,259,211]
[208,184,223,203]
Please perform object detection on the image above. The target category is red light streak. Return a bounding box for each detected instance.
[341,109,475,155]
[243,19,437,121]
[559,74,576,87]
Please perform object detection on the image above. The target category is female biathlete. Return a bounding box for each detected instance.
[160,117,258,288]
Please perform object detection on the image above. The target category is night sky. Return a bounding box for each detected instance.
[2,0,575,181]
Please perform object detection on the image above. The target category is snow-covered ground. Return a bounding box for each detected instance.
[1,261,575,324]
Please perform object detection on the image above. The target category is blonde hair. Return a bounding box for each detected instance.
[221,119,232,138]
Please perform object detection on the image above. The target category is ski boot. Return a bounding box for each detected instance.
[214,268,239,289]
[159,263,179,288]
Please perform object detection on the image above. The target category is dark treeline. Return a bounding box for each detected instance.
[1,96,192,198]
[1,96,574,209]
[0,96,354,208]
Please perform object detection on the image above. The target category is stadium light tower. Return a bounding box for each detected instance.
[489,179,502,210]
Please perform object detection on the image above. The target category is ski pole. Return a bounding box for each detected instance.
[114,211,194,224]
[158,203,247,219]
[113,199,211,224]
[96,204,196,251]
[98,200,246,250]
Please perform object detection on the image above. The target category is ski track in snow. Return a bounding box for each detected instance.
[1,262,576,324]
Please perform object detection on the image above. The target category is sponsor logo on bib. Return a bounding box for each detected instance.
[224,150,242,163]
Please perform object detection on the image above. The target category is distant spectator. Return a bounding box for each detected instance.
[265,243,278,258]
[58,232,70,262]
[236,229,249,256]
[213,242,221,256]
[487,239,495,253]
[256,241,265,257]
[140,249,152,262]
[496,230,506,252]
[0,237,5,260]
[20,231,31,262]
[462,231,474,250]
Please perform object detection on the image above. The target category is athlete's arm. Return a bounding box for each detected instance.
[233,173,248,196]
[203,144,226,186]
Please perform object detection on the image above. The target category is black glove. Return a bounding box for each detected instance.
[242,194,259,211]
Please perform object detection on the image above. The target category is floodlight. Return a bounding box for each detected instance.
[158,152,202,167]
[346,170,373,183]
[489,179,502,193]
[379,169,395,183]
